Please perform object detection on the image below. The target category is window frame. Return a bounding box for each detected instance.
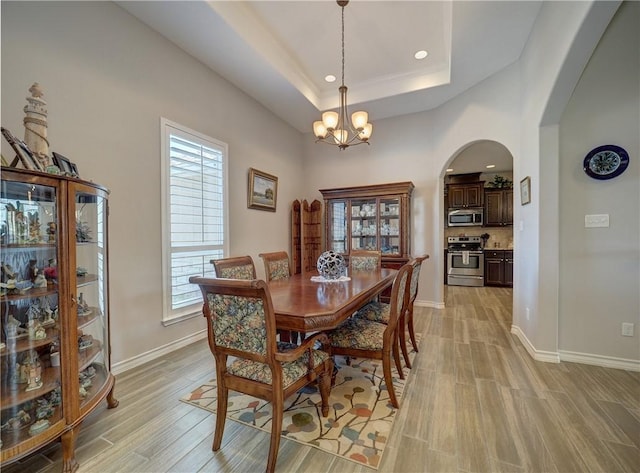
[160,117,229,325]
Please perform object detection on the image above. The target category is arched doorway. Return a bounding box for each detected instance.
[441,140,514,321]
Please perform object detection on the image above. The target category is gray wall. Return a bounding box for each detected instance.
[559,1,640,361]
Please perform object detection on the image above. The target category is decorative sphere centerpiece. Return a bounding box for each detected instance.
[316,250,346,280]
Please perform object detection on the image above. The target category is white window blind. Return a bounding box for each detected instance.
[161,118,228,323]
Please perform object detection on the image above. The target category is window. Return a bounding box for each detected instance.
[161,118,228,324]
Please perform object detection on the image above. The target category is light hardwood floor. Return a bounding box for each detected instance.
[5,286,640,472]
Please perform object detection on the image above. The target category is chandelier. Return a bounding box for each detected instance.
[313,0,372,150]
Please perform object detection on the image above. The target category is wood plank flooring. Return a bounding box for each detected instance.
[4,286,639,472]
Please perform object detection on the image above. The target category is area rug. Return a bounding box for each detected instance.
[181,347,417,469]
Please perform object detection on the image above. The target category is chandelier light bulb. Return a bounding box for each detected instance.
[333,129,348,145]
[322,111,339,130]
[313,121,328,139]
[359,123,373,140]
[351,111,369,130]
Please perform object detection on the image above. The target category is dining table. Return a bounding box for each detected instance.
[267,268,397,335]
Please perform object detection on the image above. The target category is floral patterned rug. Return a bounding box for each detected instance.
[181,349,417,469]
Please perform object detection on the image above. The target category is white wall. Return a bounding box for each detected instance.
[559,1,640,363]
[1,1,305,367]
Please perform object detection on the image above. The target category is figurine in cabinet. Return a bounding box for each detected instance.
[27,212,41,242]
[46,221,56,243]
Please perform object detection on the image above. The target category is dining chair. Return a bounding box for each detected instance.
[258,251,302,343]
[211,255,256,279]
[354,255,428,369]
[349,249,382,272]
[326,262,412,408]
[189,276,333,473]
[258,251,292,282]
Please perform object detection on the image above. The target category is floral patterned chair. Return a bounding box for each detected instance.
[258,251,292,282]
[349,249,382,272]
[325,262,412,408]
[189,276,333,473]
[211,255,256,279]
[355,255,428,369]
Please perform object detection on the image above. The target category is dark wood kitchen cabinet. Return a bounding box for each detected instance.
[484,188,513,226]
[484,249,513,287]
[447,183,483,209]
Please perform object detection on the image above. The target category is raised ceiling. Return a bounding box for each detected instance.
[117,0,542,142]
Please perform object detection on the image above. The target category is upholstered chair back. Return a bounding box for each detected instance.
[211,255,257,280]
[258,251,292,282]
[349,250,382,271]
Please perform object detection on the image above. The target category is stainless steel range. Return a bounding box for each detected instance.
[447,236,484,287]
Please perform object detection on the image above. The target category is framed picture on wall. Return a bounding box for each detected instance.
[248,167,278,212]
[520,176,531,205]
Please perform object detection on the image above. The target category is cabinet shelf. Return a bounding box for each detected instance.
[76,274,98,287]
[0,285,58,302]
[1,366,61,408]
[1,243,56,250]
[0,327,59,356]
[0,408,63,459]
[77,309,102,331]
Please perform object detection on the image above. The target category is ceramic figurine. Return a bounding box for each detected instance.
[23,82,51,169]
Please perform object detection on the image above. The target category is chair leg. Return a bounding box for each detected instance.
[382,352,399,408]
[399,322,412,369]
[408,306,419,352]
[212,383,228,451]
[392,329,404,380]
[267,393,284,473]
[318,360,332,417]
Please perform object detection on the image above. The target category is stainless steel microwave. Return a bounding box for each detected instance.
[448,208,483,227]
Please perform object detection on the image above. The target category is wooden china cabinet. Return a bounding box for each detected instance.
[319,182,414,270]
[1,168,118,472]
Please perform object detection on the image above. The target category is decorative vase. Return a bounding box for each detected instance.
[316,250,346,280]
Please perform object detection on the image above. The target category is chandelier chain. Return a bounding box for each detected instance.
[341,4,345,87]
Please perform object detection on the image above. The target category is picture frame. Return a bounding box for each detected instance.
[52,152,75,176]
[520,176,531,205]
[248,167,278,212]
[70,162,80,178]
[1,127,43,171]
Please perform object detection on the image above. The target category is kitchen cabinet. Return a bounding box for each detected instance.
[319,182,413,269]
[447,183,483,209]
[484,188,513,226]
[1,168,117,472]
[484,249,513,287]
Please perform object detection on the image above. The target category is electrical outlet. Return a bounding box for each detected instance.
[622,323,634,337]
[526,307,530,321]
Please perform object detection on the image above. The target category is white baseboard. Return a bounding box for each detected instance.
[112,330,207,375]
[510,325,560,363]
[558,350,640,372]
[415,300,446,310]
[511,325,639,371]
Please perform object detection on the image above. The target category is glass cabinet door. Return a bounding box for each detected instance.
[379,197,401,256]
[350,198,377,251]
[74,188,109,412]
[1,179,63,455]
[327,200,347,254]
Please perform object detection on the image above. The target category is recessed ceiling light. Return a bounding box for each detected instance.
[414,50,428,60]
[325,75,336,83]
[446,168,454,173]
[486,164,496,169]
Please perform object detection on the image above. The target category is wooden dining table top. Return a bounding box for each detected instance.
[268,268,397,333]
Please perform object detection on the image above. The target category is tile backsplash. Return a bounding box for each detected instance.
[445,226,513,249]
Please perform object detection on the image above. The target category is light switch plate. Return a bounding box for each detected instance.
[585,214,609,228]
